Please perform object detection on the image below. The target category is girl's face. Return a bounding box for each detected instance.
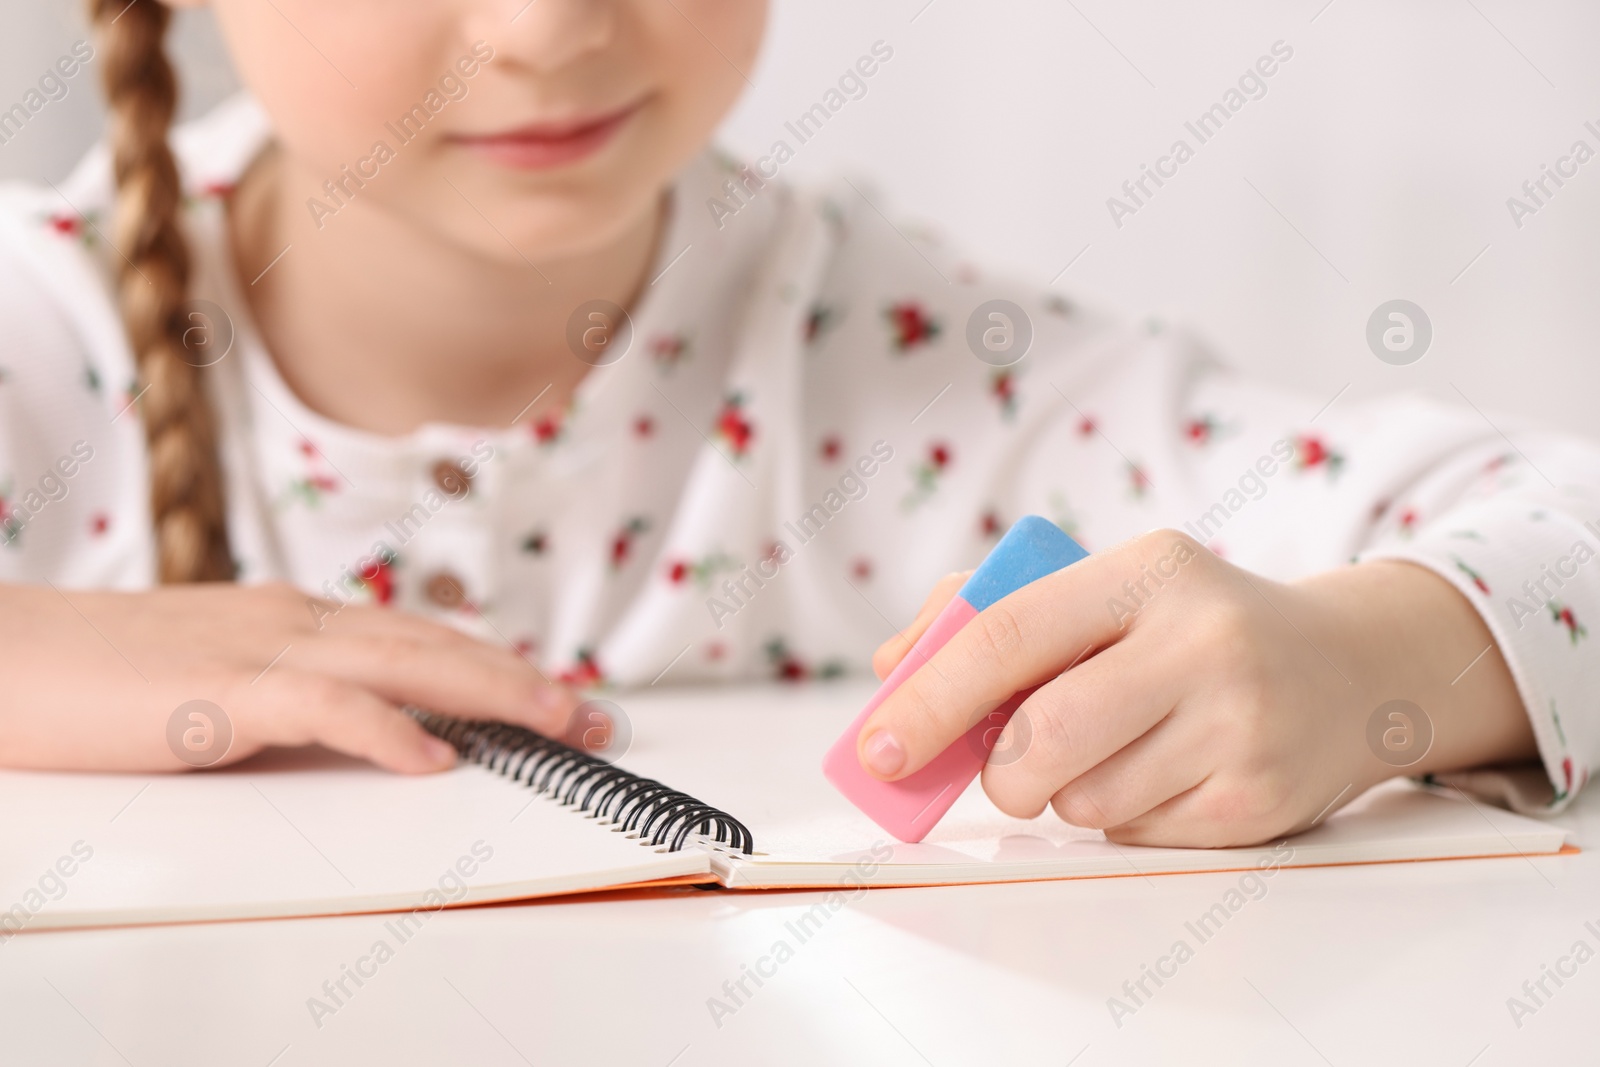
[176,0,767,262]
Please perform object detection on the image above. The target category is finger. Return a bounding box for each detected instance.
[318,604,561,681]
[252,672,459,774]
[287,631,577,737]
[872,571,971,679]
[979,636,1185,816]
[299,600,570,701]
[1104,778,1299,849]
[859,533,1200,779]
[313,601,565,682]
[1041,713,1212,830]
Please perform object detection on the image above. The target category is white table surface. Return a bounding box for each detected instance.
[3,706,1594,1066]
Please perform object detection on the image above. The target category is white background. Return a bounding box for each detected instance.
[3,0,1597,437]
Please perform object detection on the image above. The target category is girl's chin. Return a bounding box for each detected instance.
[427,191,661,267]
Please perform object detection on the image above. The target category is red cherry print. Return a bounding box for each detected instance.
[885,302,941,351]
[610,517,650,569]
[992,373,1015,408]
[1128,464,1150,495]
[804,306,834,343]
[764,639,810,682]
[559,649,604,688]
[357,556,396,604]
[650,334,688,366]
[1293,434,1346,478]
[716,396,755,457]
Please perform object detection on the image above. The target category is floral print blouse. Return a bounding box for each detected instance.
[0,96,1595,815]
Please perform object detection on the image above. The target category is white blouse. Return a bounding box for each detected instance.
[1,96,1596,815]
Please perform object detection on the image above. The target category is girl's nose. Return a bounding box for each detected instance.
[484,0,620,74]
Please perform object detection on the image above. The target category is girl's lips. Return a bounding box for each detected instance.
[451,102,644,170]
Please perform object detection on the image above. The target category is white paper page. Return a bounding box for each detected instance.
[606,681,1572,888]
[0,746,708,931]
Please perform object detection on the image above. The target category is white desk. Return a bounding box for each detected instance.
[3,755,1592,1065]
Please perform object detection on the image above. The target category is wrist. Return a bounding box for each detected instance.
[1292,560,1536,780]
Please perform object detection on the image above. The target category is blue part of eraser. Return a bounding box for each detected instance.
[957,516,1089,611]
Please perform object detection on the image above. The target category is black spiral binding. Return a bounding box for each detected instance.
[407,709,754,855]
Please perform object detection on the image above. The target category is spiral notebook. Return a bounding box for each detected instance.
[0,682,1572,932]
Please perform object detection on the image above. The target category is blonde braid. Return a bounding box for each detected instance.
[91,0,233,581]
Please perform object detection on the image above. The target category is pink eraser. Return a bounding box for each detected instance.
[822,517,1090,842]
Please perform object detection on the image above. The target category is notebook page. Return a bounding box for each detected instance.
[0,746,709,931]
[603,681,1572,888]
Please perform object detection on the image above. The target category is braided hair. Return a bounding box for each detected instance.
[90,0,233,581]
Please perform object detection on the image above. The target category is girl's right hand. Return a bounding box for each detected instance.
[0,581,578,774]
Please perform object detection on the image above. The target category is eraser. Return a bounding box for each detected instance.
[822,516,1090,842]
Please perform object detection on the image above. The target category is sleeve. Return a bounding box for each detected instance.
[0,190,150,588]
[796,185,1598,815]
[1039,334,1600,817]
[1346,419,1600,815]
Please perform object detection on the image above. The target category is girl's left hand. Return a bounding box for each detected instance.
[860,530,1536,848]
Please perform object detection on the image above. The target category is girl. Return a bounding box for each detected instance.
[0,0,1594,847]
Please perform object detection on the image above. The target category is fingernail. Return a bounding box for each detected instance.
[863,731,906,777]
[539,687,569,710]
[424,736,457,768]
